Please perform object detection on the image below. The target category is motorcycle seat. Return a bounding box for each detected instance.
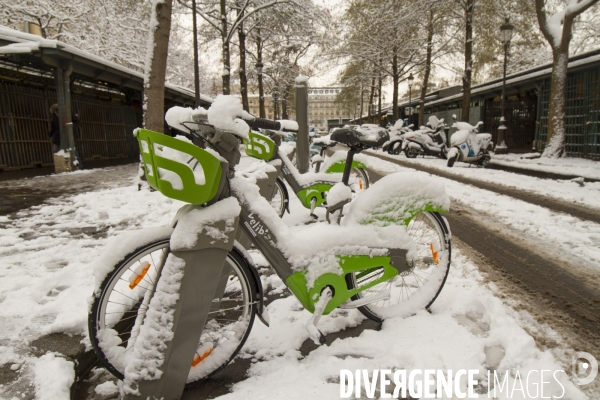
[331,127,389,149]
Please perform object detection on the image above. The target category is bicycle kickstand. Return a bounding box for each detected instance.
[306,286,333,345]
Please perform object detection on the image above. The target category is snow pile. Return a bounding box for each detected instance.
[170,198,240,251]
[207,95,254,139]
[353,124,389,143]
[0,41,41,54]
[279,149,342,187]
[122,253,186,393]
[34,353,75,400]
[230,176,418,286]
[295,75,309,84]
[236,158,279,185]
[312,135,335,145]
[165,105,199,133]
[219,250,585,399]
[326,182,352,206]
[278,119,299,132]
[345,172,450,226]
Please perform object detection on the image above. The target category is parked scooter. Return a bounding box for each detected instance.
[402,116,448,159]
[446,115,492,167]
[383,120,413,155]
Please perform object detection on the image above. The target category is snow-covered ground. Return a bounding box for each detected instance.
[369,150,600,211]
[0,157,593,399]
[362,154,600,272]
[492,153,600,181]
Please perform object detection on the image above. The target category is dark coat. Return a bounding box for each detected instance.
[49,113,60,146]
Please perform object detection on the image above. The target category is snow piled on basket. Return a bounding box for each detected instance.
[230,176,417,287]
[207,95,254,139]
[345,172,450,226]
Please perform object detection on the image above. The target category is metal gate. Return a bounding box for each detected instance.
[0,82,55,170]
[72,95,139,160]
[484,96,537,151]
[0,81,140,170]
[536,69,600,159]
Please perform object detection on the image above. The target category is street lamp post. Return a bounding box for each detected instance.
[272,89,280,120]
[496,17,514,154]
[255,61,264,118]
[408,73,414,123]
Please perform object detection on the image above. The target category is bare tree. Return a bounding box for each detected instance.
[535,0,600,157]
[143,0,173,133]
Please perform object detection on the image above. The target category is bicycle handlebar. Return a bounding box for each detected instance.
[246,118,281,131]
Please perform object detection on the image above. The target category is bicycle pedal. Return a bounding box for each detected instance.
[310,213,318,219]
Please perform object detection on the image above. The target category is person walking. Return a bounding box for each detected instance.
[48,104,60,153]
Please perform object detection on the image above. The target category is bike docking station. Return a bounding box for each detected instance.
[89,95,452,400]
[121,130,238,399]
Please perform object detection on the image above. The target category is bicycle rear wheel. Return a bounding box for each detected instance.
[346,211,451,322]
[349,167,369,194]
[88,238,257,385]
[269,178,289,218]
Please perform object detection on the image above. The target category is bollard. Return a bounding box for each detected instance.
[295,76,310,174]
[122,200,240,400]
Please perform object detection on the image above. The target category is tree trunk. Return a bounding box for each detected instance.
[378,64,382,123]
[143,0,172,132]
[543,50,569,157]
[237,7,248,111]
[256,32,265,118]
[192,0,200,107]
[461,0,473,123]
[220,0,230,95]
[368,73,375,122]
[419,9,434,127]
[392,52,398,122]
[359,85,364,124]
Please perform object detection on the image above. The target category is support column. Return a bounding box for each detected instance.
[295,76,309,173]
[53,61,77,172]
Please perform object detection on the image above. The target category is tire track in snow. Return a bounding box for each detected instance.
[367,151,600,225]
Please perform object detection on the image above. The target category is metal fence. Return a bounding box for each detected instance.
[484,97,537,150]
[0,81,140,170]
[536,69,600,159]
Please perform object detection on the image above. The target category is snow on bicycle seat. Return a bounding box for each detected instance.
[331,125,389,148]
[312,135,337,148]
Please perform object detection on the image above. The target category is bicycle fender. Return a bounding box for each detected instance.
[324,159,367,173]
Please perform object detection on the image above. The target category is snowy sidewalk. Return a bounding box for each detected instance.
[0,160,592,399]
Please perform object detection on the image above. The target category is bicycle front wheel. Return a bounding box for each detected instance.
[88,238,257,385]
[346,211,451,322]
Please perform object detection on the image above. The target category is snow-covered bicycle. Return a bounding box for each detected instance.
[88,99,451,388]
[242,125,371,218]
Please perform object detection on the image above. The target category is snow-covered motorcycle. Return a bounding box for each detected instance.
[446,116,492,168]
[382,120,412,155]
[402,116,448,159]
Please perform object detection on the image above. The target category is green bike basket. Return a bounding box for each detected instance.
[243,130,276,161]
[135,129,222,204]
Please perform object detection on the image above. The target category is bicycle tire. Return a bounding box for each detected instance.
[270,178,289,218]
[88,238,257,385]
[349,167,369,193]
[345,211,451,323]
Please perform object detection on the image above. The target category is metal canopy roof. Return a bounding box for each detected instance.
[0,26,212,107]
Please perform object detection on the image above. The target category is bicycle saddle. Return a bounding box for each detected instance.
[331,126,389,148]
